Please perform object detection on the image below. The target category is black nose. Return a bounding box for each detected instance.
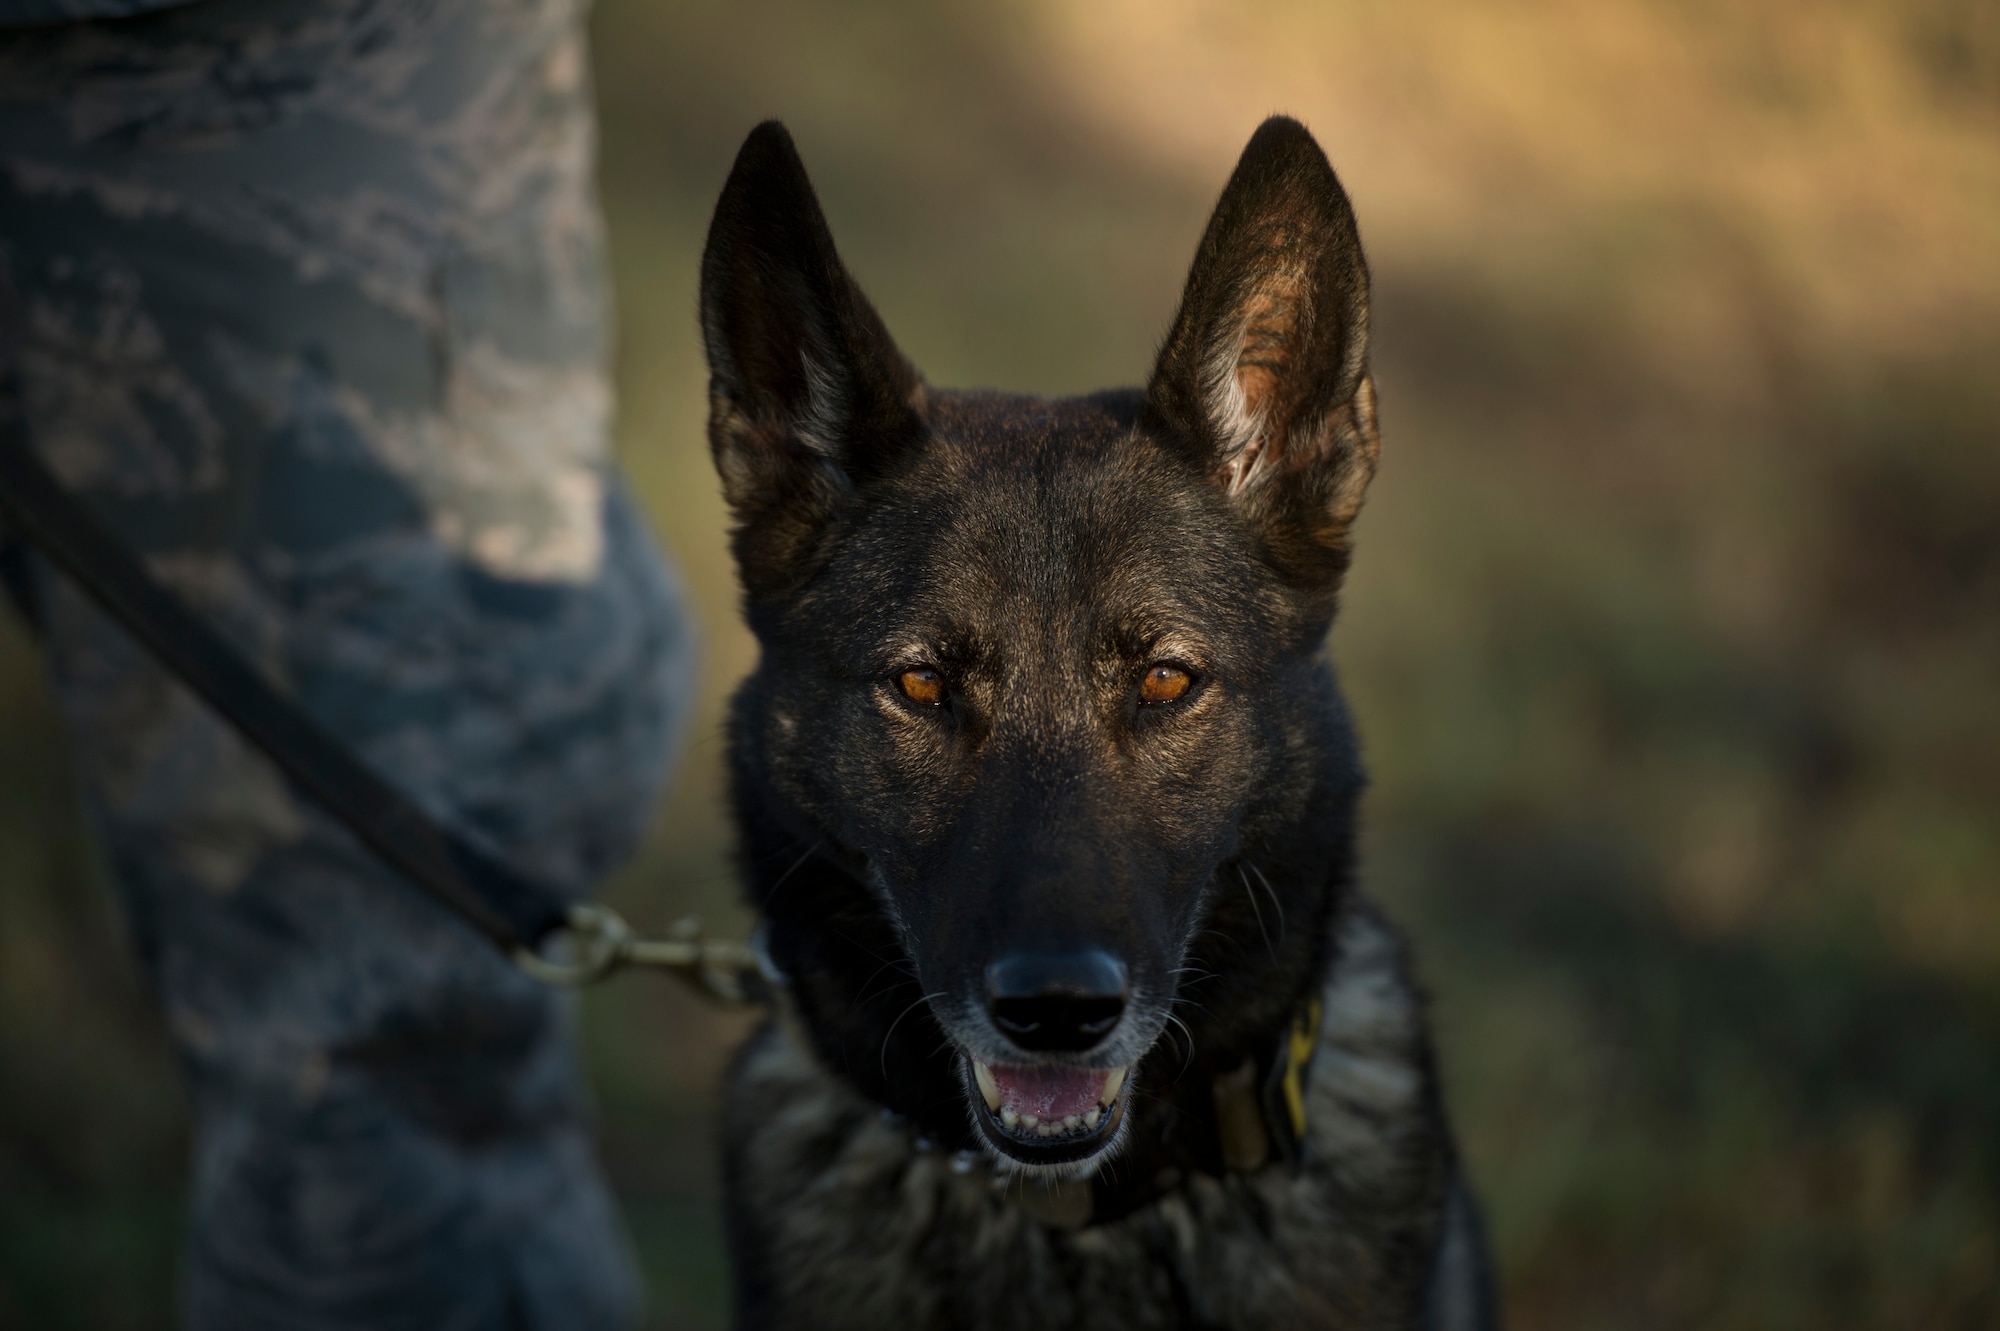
[984,950,1129,1053]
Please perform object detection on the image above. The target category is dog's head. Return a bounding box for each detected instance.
[700,117,1377,1170]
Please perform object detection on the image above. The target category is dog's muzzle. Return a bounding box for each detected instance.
[961,947,1137,1164]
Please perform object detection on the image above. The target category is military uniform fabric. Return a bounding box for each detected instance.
[0,0,691,1325]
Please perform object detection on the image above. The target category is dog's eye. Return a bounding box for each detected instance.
[896,666,946,707]
[1140,663,1193,706]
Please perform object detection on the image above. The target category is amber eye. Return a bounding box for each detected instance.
[1140,663,1193,705]
[896,666,946,707]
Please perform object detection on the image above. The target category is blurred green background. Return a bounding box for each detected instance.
[4,0,1998,1326]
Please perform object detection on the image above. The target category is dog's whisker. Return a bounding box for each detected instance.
[1237,864,1277,960]
[1190,924,1254,966]
[881,991,946,1080]
[1249,862,1287,943]
[1167,964,1221,991]
[850,942,921,1002]
[857,959,919,1007]
[1163,1012,1197,1078]
[836,933,918,975]
[760,840,825,907]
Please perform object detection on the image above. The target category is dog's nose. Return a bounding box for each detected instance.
[984,949,1129,1053]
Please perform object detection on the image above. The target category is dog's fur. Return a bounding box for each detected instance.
[700,117,1496,1330]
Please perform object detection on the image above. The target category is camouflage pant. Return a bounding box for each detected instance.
[0,1,693,1326]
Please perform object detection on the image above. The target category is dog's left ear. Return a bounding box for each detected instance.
[1143,116,1379,587]
[700,121,926,599]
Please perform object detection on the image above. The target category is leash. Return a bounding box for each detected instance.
[0,425,760,1004]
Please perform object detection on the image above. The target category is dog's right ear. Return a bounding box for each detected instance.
[700,121,925,598]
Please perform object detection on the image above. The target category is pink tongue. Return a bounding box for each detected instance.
[990,1065,1107,1121]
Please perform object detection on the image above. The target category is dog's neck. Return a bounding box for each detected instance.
[732,742,1363,1199]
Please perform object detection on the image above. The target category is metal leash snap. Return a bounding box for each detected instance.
[624,916,764,1005]
[512,903,766,1003]
[513,902,635,986]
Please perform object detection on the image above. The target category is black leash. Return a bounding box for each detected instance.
[0,425,758,998]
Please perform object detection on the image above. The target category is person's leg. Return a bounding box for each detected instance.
[0,1,690,1325]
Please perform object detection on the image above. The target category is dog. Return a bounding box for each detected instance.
[698,116,1496,1330]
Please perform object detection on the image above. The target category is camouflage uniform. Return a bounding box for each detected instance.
[0,1,692,1325]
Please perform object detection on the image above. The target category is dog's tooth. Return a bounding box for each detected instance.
[1020,1114,1038,1130]
[1100,1065,1128,1105]
[1036,1123,1056,1137]
[1084,1107,1101,1130]
[1001,1107,1019,1129]
[1062,1115,1080,1130]
[973,1061,1001,1112]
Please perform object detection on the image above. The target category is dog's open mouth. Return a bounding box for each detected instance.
[964,1058,1131,1165]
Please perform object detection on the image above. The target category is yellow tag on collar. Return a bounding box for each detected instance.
[1212,995,1326,1176]
[1277,997,1323,1148]
[1288,999,1320,1135]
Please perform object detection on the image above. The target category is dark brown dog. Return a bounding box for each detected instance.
[699,115,1495,1330]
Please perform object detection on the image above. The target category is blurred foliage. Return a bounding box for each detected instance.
[4,1,1997,1327]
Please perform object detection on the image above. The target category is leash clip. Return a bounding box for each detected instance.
[514,903,763,1004]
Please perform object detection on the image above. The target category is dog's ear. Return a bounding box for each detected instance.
[700,121,925,598]
[1143,116,1379,588]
